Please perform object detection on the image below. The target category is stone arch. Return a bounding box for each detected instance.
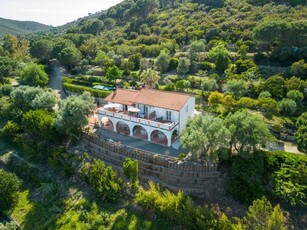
[100,117,114,131]
[133,125,148,140]
[116,121,130,135]
[150,130,168,146]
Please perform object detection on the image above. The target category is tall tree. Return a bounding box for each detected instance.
[253,20,283,54]
[290,59,307,80]
[154,49,170,73]
[188,40,205,61]
[106,65,123,83]
[224,110,274,155]
[0,56,14,82]
[55,92,95,137]
[208,41,231,73]
[222,79,248,99]
[58,46,82,70]
[181,115,230,161]
[263,75,286,99]
[30,39,53,63]
[177,57,191,74]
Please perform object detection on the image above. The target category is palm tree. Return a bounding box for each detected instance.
[140,68,160,89]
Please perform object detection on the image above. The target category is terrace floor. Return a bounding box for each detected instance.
[94,128,188,157]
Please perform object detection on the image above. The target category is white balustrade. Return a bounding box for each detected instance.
[99,108,177,131]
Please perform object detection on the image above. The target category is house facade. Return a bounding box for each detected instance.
[97,88,195,147]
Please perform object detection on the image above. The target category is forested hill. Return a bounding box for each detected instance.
[0,17,52,39]
[46,0,307,67]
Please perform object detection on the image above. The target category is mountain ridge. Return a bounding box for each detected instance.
[0,17,52,40]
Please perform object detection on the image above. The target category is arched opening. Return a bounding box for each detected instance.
[116,121,130,135]
[171,129,178,144]
[151,130,168,146]
[133,125,148,140]
[101,117,113,131]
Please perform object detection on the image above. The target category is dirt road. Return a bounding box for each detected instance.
[49,60,69,99]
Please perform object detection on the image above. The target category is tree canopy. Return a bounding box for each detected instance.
[0,169,21,214]
[55,92,95,137]
[181,115,230,161]
[224,110,275,155]
[19,63,49,87]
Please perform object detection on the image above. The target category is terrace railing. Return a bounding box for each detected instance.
[98,108,178,131]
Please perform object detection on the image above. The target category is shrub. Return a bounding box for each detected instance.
[169,57,178,71]
[264,151,307,206]
[200,61,214,71]
[123,158,138,185]
[1,121,21,141]
[228,153,265,204]
[86,159,123,201]
[0,84,13,96]
[243,196,286,230]
[135,181,217,229]
[179,153,186,160]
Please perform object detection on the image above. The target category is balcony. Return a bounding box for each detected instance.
[97,107,177,131]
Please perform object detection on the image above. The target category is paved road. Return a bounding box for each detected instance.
[49,60,69,99]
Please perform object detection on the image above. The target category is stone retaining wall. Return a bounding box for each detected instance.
[83,134,223,194]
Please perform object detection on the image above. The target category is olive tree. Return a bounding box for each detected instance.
[181,115,230,161]
[55,92,95,138]
[224,110,275,155]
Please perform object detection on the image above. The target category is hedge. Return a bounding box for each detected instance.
[63,82,112,98]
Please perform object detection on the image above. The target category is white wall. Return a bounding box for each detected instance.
[179,96,195,134]
[136,104,179,123]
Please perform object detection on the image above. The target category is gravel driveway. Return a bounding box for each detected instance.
[49,60,69,99]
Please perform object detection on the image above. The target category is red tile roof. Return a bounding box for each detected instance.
[105,88,192,111]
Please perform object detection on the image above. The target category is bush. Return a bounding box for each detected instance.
[164,83,175,91]
[0,169,21,214]
[229,150,307,206]
[86,159,123,201]
[179,153,186,160]
[135,181,217,229]
[1,121,21,141]
[228,153,265,204]
[264,151,307,206]
[0,84,13,96]
[200,61,214,71]
[169,57,178,71]
[123,158,138,185]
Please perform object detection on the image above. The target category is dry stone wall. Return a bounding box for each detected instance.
[83,134,223,194]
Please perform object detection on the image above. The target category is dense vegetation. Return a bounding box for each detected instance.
[0,0,306,229]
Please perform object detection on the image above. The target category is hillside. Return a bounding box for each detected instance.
[0,17,52,39]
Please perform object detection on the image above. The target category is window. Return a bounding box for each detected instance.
[166,110,172,120]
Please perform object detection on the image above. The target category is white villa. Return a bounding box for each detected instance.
[97,88,195,147]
